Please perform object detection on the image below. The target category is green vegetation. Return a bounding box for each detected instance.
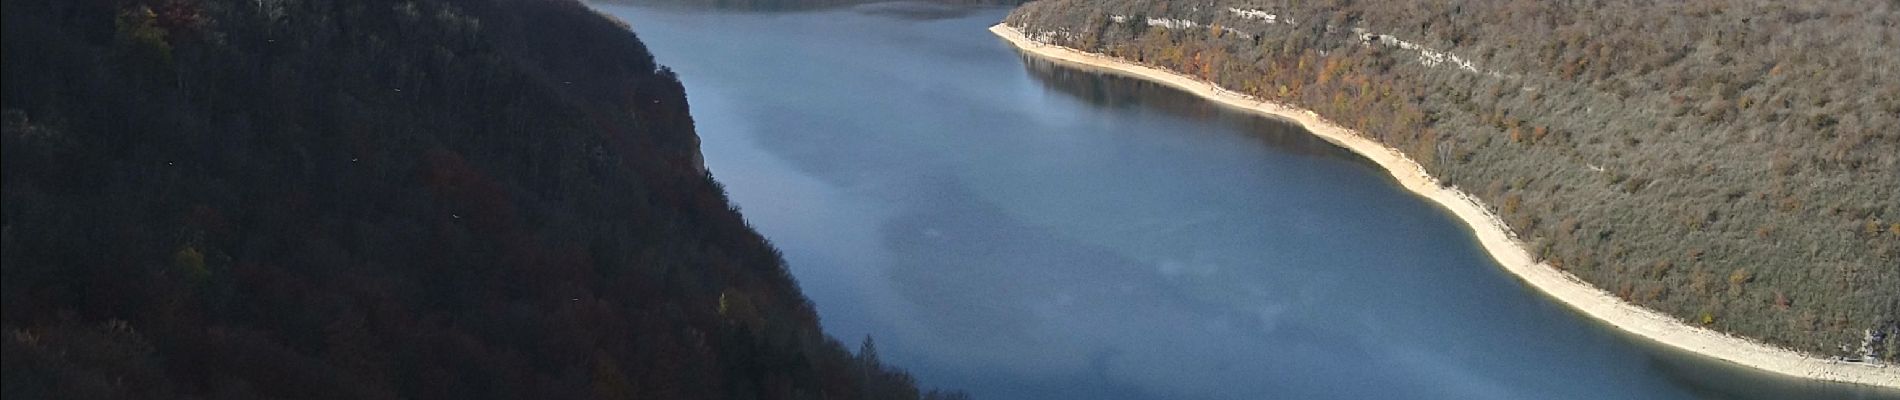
[1,0,960,398]
[1005,0,1897,361]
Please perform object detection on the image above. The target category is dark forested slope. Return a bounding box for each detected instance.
[1,0,953,398]
[1005,0,1898,361]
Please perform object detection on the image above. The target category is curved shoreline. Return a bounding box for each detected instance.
[989,23,1899,388]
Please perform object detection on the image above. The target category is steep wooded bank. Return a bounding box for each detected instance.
[1,0,956,398]
[1005,0,1897,362]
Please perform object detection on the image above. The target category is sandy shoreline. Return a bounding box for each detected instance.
[990,23,1899,388]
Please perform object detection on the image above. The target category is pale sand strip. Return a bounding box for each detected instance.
[990,23,1900,388]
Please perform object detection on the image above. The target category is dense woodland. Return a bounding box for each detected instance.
[0,0,961,398]
[1007,0,1898,361]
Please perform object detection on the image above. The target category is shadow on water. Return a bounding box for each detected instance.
[1016,53,1380,171]
[851,1,995,20]
[591,0,869,13]
[593,0,996,18]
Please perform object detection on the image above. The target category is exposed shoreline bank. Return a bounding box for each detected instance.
[989,23,1899,388]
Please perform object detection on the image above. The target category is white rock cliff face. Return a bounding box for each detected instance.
[1092,9,1509,78]
[1145,17,1197,29]
[1349,28,1501,77]
[1227,8,1289,25]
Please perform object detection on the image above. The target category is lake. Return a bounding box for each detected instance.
[595,3,1900,399]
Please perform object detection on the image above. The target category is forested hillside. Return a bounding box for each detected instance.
[1005,0,1898,361]
[1,0,957,398]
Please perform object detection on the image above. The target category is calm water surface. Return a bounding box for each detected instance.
[596,4,1900,399]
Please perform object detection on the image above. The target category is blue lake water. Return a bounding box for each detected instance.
[597,4,1900,399]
